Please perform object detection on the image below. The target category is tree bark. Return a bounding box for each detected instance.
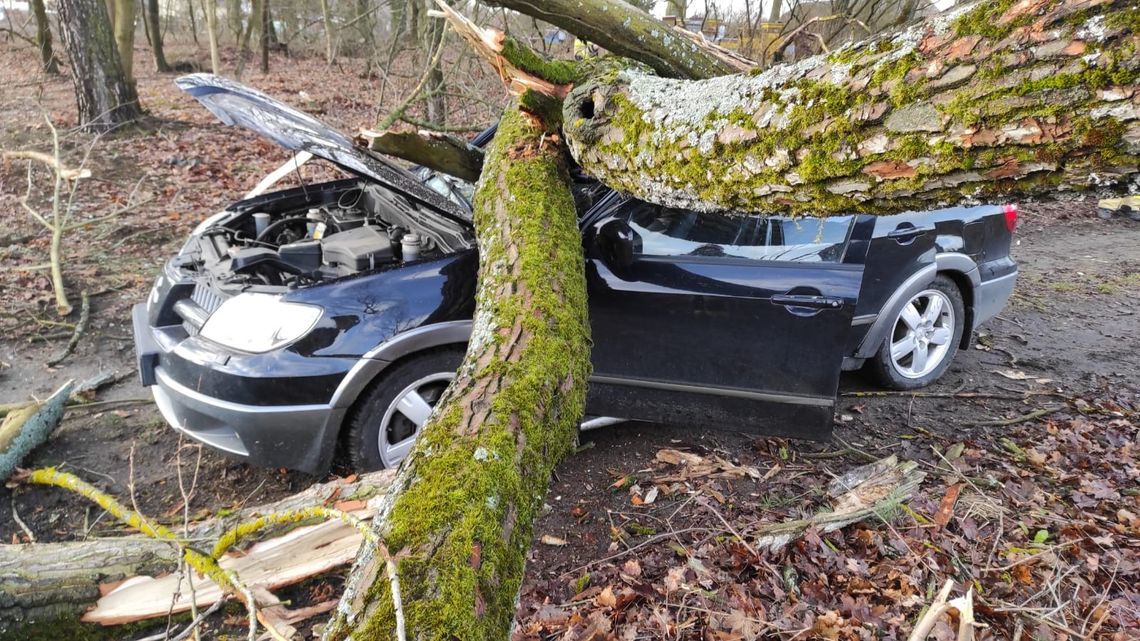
[112,0,136,82]
[57,0,142,131]
[0,539,179,631]
[201,0,220,73]
[29,0,59,75]
[357,128,484,182]
[145,0,170,71]
[482,0,735,80]
[322,99,592,641]
[259,0,270,73]
[187,0,198,46]
[320,0,335,64]
[562,0,1139,216]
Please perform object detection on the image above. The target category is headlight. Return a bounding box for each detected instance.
[199,293,321,353]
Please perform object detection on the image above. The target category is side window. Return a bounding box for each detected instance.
[621,201,853,263]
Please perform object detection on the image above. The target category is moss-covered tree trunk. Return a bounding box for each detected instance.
[57,0,142,131]
[322,100,591,641]
[563,0,1139,216]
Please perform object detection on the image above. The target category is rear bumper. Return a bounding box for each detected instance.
[973,270,1017,327]
[133,303,343,474]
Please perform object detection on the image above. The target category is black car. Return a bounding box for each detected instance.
[133,75,1018,473]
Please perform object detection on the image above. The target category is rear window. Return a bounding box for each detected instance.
[621,202,853,263]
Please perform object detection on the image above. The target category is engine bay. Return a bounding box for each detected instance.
[179,181,472,290]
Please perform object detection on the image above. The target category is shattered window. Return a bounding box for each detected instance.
[620,202,853,263]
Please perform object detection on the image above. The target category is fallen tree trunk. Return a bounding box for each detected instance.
[356,128,485,183]
[322,99,592,641]
[483,0,736,80]
[0,539,179,630]
[563,0,1139,215]
[0,471,392,630]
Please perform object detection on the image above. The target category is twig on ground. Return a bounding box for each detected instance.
[11,493,35,542]
[46,290,89,367]
[966,404,1067,427]
[907,579,955,641]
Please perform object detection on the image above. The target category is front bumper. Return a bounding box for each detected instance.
[133,303,345,474]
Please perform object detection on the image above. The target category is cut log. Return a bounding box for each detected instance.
[0,539,178,631]
[562,0,1139,216]
[322,99,592,641]
[0,471,392,629]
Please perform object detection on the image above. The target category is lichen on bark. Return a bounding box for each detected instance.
[563,0,1140,216]
[322,99,590,641]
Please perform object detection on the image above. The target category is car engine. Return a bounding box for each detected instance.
[181,182,465,290]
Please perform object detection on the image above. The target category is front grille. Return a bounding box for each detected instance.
[191,283,225,315]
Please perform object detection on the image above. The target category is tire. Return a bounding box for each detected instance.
[868,275,965,390]
[344,348,463,471]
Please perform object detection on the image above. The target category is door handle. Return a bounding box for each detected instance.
[887,225,935,241]
[771,294,843,309]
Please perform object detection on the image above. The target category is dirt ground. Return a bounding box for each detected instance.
[1,40,1137,641]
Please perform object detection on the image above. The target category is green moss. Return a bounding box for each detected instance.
[952,0,1024,38]
[1105,8,1140,32]
[0,615,187,641]
[333,103,591,641]
[573,573,592,593]
[499,38,580,85]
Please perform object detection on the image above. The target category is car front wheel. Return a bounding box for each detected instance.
[869,275,965,390]
[345,348,463,471]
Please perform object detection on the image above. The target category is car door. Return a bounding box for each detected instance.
[583,199,874,440]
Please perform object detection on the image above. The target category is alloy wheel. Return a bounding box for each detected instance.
[888,289,955,379]
[377,372,454,467]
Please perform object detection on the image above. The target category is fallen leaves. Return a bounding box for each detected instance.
[654,448,762,482]
[517,406,1140,641]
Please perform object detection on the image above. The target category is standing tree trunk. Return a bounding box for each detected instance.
[320,0,335,64]
[112,0,136,82]
[57,0,142,131]
[258,0,269,73]
[145,0,170,71]
[423,10,446,126]
[29,0,59,74]
[187,0,198,46]
[768,0,783,22]
[200,0,220,73]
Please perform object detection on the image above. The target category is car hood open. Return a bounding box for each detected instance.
[175,73,471,225]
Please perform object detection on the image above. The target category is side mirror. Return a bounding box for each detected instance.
[596,219,638,271]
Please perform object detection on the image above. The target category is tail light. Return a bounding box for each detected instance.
[1003,204,1019,233]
